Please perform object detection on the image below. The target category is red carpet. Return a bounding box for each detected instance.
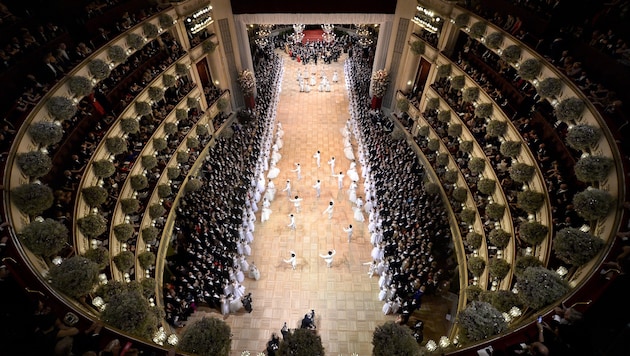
[301,29,324,43]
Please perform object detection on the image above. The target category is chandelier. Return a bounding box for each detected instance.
[255,24,273,48]
[356,24,374,48]
[321,24,335,43]
[412,5,441,33]
[290,24,305,43]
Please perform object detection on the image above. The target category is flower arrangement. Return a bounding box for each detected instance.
[92,160,115,178]
[101,278,158,338]
[157,184,172,198]
[130,175,148,190]
[217,98,229,112]
[159,14,174,29]
[370,69,389,98]
[566,124,601,151]
[187,96,200,109]
[459,140,474,153]
[460,208,477,224]
[12,183,54,216]
[88,59,111,80]
[186,178,203,192]
[149,204,166,219]
[537,77,562,98]
[138,251,156,269]
[105,137,128,155]
[517,190,545,213]
[397,98,409,112]
[196,124,209,136]
[120,118,139,134]
[436,64,451,79]
[372,321,421,356]
[67,76,93,97]
[554,227,604,266]
[18,218,68,256]
[489,228,511,249]
[29,121,63,147]
[491,290,521,313]
[187,136,200,149]
[450,75,466,90]
[424,182,441,195]
[120,198,140,214]
[425,97,440,111]
[238,70,256,96]
[175,63,190,77]
[202,39,217,53]
[573,188,613,221]
[574,155,613,182]
[485,32,503,49]
[176,108,188,121]
[176,151,189,164]
[127,33,145,50]
[487,121,508,139]
[148,86,164,102]
[517,58,542,81]
[113,223,134,242]
[514,255,543,277]
[410,40,425,55]
[49,256,99,298]
[510,162,535,183]
[163,122,177,135]
[167,167,181,180]
[391,127,406,141]
[83,247,110,269]
[17,151,52,178]
[152,137,167,151]
[47,96,77,121]
[466,231,483,249]
[143,22,158,39]
[452,186,468,202]
[457,302,507,343]
[454,13,470,28]
[141,278,156,298]
[428,138,440,151]
[501,45,522,64]
[162,74,176,88]
[489,258,511,280]
[135,101,151,116]
[444,170,459,184]
[486,203,505,220]
[469,21,487,39]
[108,45,127,63]
[500,141,521,157]
[438,109,451,123]
[417,125,430,137]
[468,157,486,174]
[519,221,548,246]
[475,103,493,119]
[77,213,107,238]
[518,267,569,310]
[466,285,483,301]
[554,97,585,122]
[81,186,108,207]
[463,87,480,102]
[142,226,159,243]
[448,123,463,137]
[477,178,496,195]
[178,317,232,356]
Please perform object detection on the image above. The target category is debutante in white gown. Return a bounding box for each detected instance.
[353,207,365,222]
[267,164,280,179]
[248,265,261,280]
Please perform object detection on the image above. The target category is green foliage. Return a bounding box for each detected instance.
[517,58,542,81]
[176,108,189,121]
[141,278,156,298]
[157,184,172,198]
[141,155,158,170]
[436,64,451,79]
[510,162,535,183]
[485,32,503,49]
[17,151,52,178]
[501,45,522,64]
[120,198,140,214]
[486,119,507,137]
[469,21,487,39]
[138,251,156,269]
[574,155,614,182]
[81,186,108,207]
[196,124,209,136]
[120,118,139,134]
[458,301,508,342]
[135,101,151,116]
[477,178,496,195]
[448,123,463,137]
[187,97,200,109]
[162,74,176,88]
[77,214,107,238]
[175,63,189,77]
[466,232,483,249]
[130,174,148,190]
[444,170,459,184]
[178,317,232,356]
[491,290,521,313]
[566,124,601,151]
[113,223,134,242]
[107,45,127,63]
[452,187,468,202]
[152,137,167,151]
[149,204,166,219]
[18,218,68,256]
[397,98,409,112]
[101,286,158,338]
[143,22,158,38]
[148,86,164,102]
[176,150,190,163]
[217,98,229,112]
[167,167,181,180]
[187,136,200,149]
[105,137,127,155]
[96,280,142,303]
[428,138,440,151]
[489,228,511,249]
[500,141,521,157]
[425,97,440,110]
[424,182,441,195]
[437,152,450,166]
[159,13,174,29]
[67,76,93,97]
[486,203,505,220]
[92,160,115,178]
[47,96,77,121]
[537,77,562,98]
[519,221,549,246]
[410,40,425,55]
[202,39,217,53]
[186,178,203,192]
[514,255,543,278]
[466,285,483,301]
[11,183,53,216]
[573,188,613,221]
[554,227,605,266]
[417,125,430,137]
[164,122,178,135]
[459,140,474,153]
[127,32,145,50]
[88,59,111,80]
[83,247,110,269]
[113,251,135,272]
[450,75,466,90]
[554,97,585,122]
[454,13,470,28]
[475,103,494,119]
[488,258,511,280]
[463,87,480,102]
[49,256,100,298]
[372,321,422,356]
[468,256,486,277]
[468,157,486,174]
[142,226,159,243]
[518,267,569,310]
[438,110,451,123]
[517,190,545,213]
[29,121,63,147]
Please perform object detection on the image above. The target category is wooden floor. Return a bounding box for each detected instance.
[190,52,452,355]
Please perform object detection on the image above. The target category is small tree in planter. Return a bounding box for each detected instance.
[178,317,232,356]
[410,40,425,55]
[573,188,613,221]
[453,187,468,202]
[141,155,157,170]
[424,182,441,195]
[436,64,451,79]
[162,74,176,88]
[120,198,140,214]
[486,203,505,220]
[175,63,190,77]
[17,151,52,178]
[138,251,156,270]
[18,218,68,256]
[574,155,613,183]
[196,124,209,136]
[489,258,511,280]
[167,167,181,180]
[77,214,107,238]
[489,228,511,249]
[537,77,562,98]
[130,175,148,190]
[142,22,158,39]
[11,183,54,216]
[425,97,440,110]
[517,190,545,213]
[187,136,200,149]
[454,13,470,28]
[49,256,99,298]
[176,108,188,121]
[142,226,159,243]
[152,137,167,151]
[554,227,604,266]
[491,290,521,313]
[113,223,134,242]
[486,120,507,137]
[417,125,430,137]
[566,124,601,151]
[466,231,483,250]
[519,221,549,246]
[149,204,166,219]
[514,255,543,278]
[176,151,189,163]
[438,110,451,123]
[186,178,203,193]
[135,101,151,117]
[88,58,111,80]
[81,186,108,207]
[510,162,535,183]
[29,122,63,147]
[67,76,93,97]
[83,247,110,269]
[141,278,156,298]
[187,97,200,110]
[450,75,466,90]
[444,170,459,184]
[501,45,522,64]
[202,39,217,53]
[475,103,494,119]
[47,96,77,121]
[217,97,229,112]
[458,301,507,343]
[554,97,585,122]
[468,255,486,276]
[518,267,569,310]
[113,250,135,272]
[157,184,172,198]
[159,13,174,29]
[427,138,440,151]
[500,141,521,158]
[477,178,496,195]
[437,152,450,166]
[448,123,463,137]
[127,33,145,50]
[105,137,127,155]
[459,140,474,153]
[397,98,410,113]
[101,285,158,338]
[466,285,483,301]
[108,45,127,63]
[463,87,480,102]
[372,321,422,356]
[517,58,542,81]
[163,122,178,135]
[92,160,115,178]
[120,118,139,134]
[469,21,487,39]
[485,32,503,49]
[468,157,486,174]
[148,86,164,102]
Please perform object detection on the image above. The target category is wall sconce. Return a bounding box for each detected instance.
[556,266,568,277]
[167,334,179,346]
[92,296,106,311]
[426,340,437,351]
[439,336,450,348]
[52,256,63,265]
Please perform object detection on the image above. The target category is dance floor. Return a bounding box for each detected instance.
[190,51,451,355]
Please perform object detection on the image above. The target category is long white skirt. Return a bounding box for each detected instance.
[267,167,280,179]
[353,207,365,222]
[229,299,243,313]
[347,169,359,182]
[248,266,261,280]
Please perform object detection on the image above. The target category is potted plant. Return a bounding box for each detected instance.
[500,141,521,157]
[141,278,156,297]
[519,221,548,246]
[566,124,601,151]
[18,218,68,256]
[458,301,507,343]
[196,124,209,136]
[372,321,422,356]
[454,13,470,28]
[475,103,494,119]
[81,186,108,207]
[92,160,115,178]
[444,170,459,184]
[176,151,189,164]
[11,183,53,216]
[100,285,158,338]
[397,98,410,113]
[469,21,487,39]
[175,108,188,121]
[514,255,543,278]
[152,137,167,151]
[417,125,430,137]
[517,190,545,213]
[370,69,389,109]
[488,258,511,280]
[167,167,181,180]
[477,178,496,195]
[517,58,542,81]
[83,247,110,269]
[463,87,480,102]
[159,13,174,29]
[77,213,107,238]
[186,178,203,192]
[29,121,63,147]
[459,140,474,153]
[142,226,159,243]
[410,40,425,56]
[424,182,441,195]
[162,74,176,88]
[460,208,477,225]
[491,290,521,313]
[142,22,158,39]
[501,45,521,64]
[437,152,450,166]
[425,97,440,111]
[175,63,189,77]
[187,97,200,109]
[113,223,134,242]
[238,69,256,108]
[438,110,451,123]
[486,203,505,220]
[466,231,483,249]
[554,97,585,122]
[120,198,140,214]
[452,186,468,202]
[187,136,200,149]
[468,157,486,174]
[202,39,217,53]
[113,251,135,272]
[17,151,52,178]
[157,184,172,198]
[466,285,483,301]
[518,267,569,310]
[574,155,613,182]
[554,227,604,266]
[149,204,166,219]
[130,175,148,190]
[178,317,232,356]
[163,122,178,135]
[88,59,111,80]
[489,228,511,249]
[450,75,466,90]
[486,119,507,137]
[485,32,503,49]
[105,137,127,155]
[148,86,164,102]
[138,251,156,270]
[217,98,229,112]
[108,45,127,63]
[510,162,535,183]
[67,76,93,97]
[120,117,139,134]
[537,77,562,98]
[141,155,157,170]
[127,33,145,50]
[436,64,451,79]
[135,101,151,116]
[428,138,440,151]
[49,256,99,298]
[47,96,77,121]
[573,188,613,221]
